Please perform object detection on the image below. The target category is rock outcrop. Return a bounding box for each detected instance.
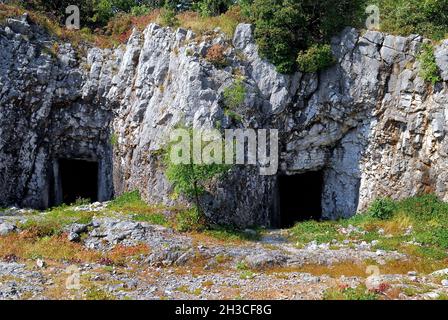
[1,14,448,227]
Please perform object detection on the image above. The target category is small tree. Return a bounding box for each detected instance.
[165,128,229,226]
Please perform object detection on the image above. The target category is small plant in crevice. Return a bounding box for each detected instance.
[110,132,118,147]
[418,43,442,85]
[222,77,246,122]
[223,77,246,110]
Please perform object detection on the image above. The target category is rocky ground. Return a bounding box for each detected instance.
[1,202,448,300]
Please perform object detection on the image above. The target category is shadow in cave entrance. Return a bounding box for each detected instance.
[276,171,324,228]
[58,159,98,205]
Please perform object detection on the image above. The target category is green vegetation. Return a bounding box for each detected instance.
[367,198,396,220]
[250,0,364,73]
[195,0,233,17]
[417,43,442,85]
[4,0,448,67]
[223,77,246,109]
[290,194,448,263]
[110,132,119,147]
[296,44,335,73]
[175,207,204,232]
[165,127,230,224]
[323,285,380,300]
[205,226,261,241]
[375,0,448,40]
[160,1,179,27]
[18,205,95,237]
[290,221,340,245]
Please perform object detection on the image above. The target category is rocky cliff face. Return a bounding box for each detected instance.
[1,14,448,227]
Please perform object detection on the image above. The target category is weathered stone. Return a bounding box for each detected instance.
[0,222,16,236]
[1,17,448,228]
[244,252,288,270]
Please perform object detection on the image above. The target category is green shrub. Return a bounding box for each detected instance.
[251,0,364,73]
[223,78,246,109]
[131,5,152,16]
[415,227,448,249]
[376,0,448,40]
[160,3,179,27]
[367,198,396,220]
[418,43,442,85]
[297,44,335,73]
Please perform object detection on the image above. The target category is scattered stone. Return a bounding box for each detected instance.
[36,259,46,268]
[431,268,448,277]
[0,222,16,236]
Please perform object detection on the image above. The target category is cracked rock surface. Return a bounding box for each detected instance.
[1,15,448,226]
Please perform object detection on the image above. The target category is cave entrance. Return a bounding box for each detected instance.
[59,159,98,205]
[277,171,324,228]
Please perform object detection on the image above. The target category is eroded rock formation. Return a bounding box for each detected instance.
[1,14,447,227]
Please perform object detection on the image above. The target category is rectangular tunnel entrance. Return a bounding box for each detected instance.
[277,171,324,228]
[59,159,99,205]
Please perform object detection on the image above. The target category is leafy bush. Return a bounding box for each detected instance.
[368,198,396,220]
[251,0,364,73]
[417,43,441,85]
[223,78,246,109]
[131,5,152,16]
[205,44,228,67]
[160,1,179,27]
[297,44,335,73]
[376,0,448,40]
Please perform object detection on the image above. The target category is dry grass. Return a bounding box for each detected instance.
[106,244,150,266]
[177,7,246,38]
[266,257,448,278]
[0,233,100,263]
[362,213,413,235]
[0,232,152,267]
[1,4,246,50]
[0,4,117,49]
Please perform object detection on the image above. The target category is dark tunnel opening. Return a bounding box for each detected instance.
[59,159,98,205]
[277,171,324,228]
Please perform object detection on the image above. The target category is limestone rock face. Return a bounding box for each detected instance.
[1,16,448,227]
